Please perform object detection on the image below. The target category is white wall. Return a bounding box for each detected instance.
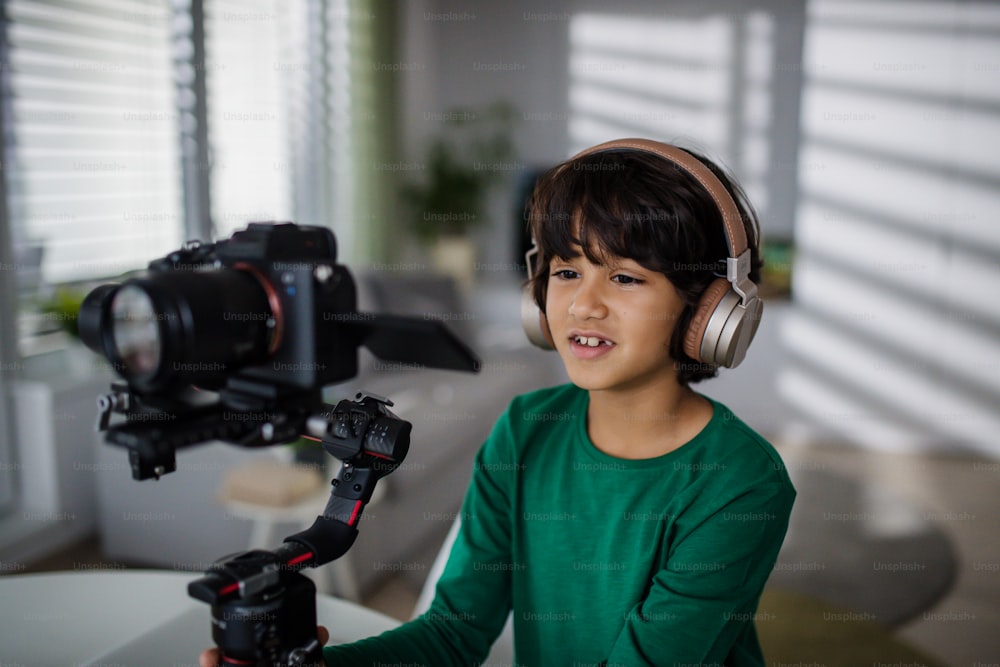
[397,0,570,273]
[393,0,809,437]
[400,0,1000,458]
[398,0,804,270]
[778,0,1000,457]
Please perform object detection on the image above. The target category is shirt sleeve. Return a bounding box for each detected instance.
[323,409,517,667]
[603,481,795,666]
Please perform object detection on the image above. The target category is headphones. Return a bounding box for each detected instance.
[520,138,763,369]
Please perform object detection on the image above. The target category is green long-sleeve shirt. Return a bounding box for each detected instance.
[324,383,795,666]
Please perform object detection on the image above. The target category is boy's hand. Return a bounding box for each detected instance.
[198,625,330,667]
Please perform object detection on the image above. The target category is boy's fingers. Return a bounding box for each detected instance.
[199,647,219,667]
[318,625,330,645]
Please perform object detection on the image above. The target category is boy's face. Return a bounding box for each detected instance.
[545,243,686,394]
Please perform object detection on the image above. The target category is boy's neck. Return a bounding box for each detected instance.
[585,379,714,460]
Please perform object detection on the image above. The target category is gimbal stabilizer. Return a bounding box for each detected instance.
[84,224,480,665]
[187,392,409,667]
[95,389,411,666]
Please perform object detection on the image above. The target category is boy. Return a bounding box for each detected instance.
[201,138,795,666]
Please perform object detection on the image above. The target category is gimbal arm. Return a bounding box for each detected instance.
[282,392,410,568]
[187,393,411,666]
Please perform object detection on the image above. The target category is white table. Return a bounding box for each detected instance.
[0,569,401,666]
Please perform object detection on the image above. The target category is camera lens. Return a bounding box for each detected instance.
[78,284,118,360]
[80,269,277,393]
[111,285,162,378]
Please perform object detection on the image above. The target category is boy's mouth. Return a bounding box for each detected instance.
[571,334,614,347]
[568,332,616,359]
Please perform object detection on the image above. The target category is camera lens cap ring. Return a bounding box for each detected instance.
[234,262,284,355]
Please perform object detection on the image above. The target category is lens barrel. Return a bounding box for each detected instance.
[78,284,119,358]
[79,269,276,393]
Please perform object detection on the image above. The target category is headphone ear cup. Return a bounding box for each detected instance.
[683,278,762,368]
[683,278,732,363]
[520,285,555,350]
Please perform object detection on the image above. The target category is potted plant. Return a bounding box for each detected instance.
[401,100,517,288]
[38,286,88,339]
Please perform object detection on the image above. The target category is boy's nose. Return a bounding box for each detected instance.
[569,281,608,320]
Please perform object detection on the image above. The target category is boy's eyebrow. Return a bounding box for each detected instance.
[605,258,650,274]
[551,249,583,262]
[551,251,648,274]
[549,257,580,269]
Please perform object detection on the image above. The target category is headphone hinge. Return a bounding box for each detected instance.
[727,249,757,305]
[732,277,758,306]
[524,239,539,281]
[726,249,751,282]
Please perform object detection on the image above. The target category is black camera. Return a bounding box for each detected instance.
[81,222,480,665]
[79,222,359,395]
[79,222,479,479]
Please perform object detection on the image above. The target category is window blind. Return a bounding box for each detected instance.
[203,0,296,240]
[566,10,779,222]
[4,0,184,283]
[0,0,389,520]
[203,0,384,260]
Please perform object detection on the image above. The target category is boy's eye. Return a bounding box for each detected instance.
[551,269,579,280]
[612,274,644,285]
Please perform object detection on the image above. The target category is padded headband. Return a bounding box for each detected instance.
[566,138,748,260]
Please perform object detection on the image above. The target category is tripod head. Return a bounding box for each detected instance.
[190,547,324,666]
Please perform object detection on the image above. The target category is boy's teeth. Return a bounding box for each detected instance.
[575,335,609,347]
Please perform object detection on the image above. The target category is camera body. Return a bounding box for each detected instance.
[209,221,359,393]
[81,222,359,400]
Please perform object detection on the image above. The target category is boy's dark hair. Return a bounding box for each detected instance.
[525,146,762,385]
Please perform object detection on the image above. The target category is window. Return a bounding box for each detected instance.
[204,0,296,238]
[0,0,389,516]
[778,1,1000,454]
[2,0,383,343]
[3,0,184,285]
[563,4,808,304]
[202,0,379,255]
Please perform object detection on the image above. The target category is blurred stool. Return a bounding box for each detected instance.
[218,458,382,603]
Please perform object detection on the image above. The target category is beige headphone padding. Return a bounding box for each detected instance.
[682,278,731,362]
